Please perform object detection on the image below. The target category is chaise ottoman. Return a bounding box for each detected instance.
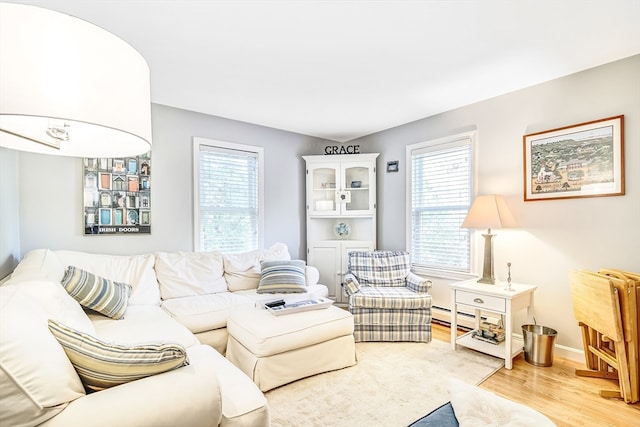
[225,305,356,391]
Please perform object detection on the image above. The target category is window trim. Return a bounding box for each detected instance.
[405,130,478,280]
[192,137,264,252]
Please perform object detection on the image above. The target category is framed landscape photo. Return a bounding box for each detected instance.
[523,115,624,201]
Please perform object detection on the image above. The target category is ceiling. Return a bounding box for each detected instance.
[4,1,640,142]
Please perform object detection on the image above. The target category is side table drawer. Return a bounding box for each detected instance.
[456,290,505,312]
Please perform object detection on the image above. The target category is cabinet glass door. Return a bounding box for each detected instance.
[308,164,339,215]
[342,163,374,215]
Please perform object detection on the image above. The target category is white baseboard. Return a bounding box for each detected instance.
[552,343,584,363]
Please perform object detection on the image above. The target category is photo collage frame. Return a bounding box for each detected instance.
[83,152,151,235]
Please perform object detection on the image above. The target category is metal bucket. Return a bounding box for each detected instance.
[522,324,557,367]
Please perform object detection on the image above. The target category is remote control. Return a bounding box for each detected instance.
[264,299,285,308]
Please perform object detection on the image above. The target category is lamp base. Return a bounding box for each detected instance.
[477,231,496,285]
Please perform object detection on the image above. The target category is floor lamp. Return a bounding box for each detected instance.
[0,3,152,157]
[461,195,518,285]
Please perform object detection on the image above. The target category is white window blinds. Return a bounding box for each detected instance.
[194,139,263,253]
[408,135,473,273]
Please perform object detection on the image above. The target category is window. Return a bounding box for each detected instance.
[193,138,264,253]
[406,132,475,276]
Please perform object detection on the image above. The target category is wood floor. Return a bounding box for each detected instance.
[433,323,640,427]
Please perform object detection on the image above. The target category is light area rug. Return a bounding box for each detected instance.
[265,339,504,427]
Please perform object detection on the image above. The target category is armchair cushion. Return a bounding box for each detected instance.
[350,287,432,310]
[347,251,411,287]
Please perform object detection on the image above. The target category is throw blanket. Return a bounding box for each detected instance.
[410,380,556,427]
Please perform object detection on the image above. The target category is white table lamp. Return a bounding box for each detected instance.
[461,195,518,284]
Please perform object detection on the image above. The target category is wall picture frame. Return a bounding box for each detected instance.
[523,115,624,201]
[83,152,151,235]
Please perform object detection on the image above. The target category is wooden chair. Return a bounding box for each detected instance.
[568,270,633,403]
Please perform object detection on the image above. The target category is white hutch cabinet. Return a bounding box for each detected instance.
[303,153,379,304]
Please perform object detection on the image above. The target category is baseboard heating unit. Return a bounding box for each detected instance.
[432,305,476,331]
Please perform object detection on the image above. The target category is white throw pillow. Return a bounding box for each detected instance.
[223,243,291,292]
[155,251,227,299]
[449,378,556,426]
[0,286,85,427]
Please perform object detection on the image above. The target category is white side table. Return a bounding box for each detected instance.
[449,278,537,369]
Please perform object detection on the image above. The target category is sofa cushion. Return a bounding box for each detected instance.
[155,251,227,299]
[48,320,189,392]
[257,259,307,294]
[223,242,291,292]
[7,249,66,283]
[0,286,85,427]
[89,305,200,349]
[54,251,161,306]
[38,345,225,427]
[161,292,252,333]
[61,266,132,320]
[1,279,95,335]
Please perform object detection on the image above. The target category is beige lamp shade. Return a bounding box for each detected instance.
[461,195,518,231]
[0,3,152,157]
[461,195,517,285]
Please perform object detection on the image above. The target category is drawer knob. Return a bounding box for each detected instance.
[473,298,484,304]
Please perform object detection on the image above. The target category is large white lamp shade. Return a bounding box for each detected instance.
[0,3,152,157]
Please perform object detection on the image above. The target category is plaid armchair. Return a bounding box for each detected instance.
[343,251,432,342]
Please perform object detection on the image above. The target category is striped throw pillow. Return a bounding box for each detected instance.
[48,320,189,392]
[256,260,306,293]
[61,266,132,319]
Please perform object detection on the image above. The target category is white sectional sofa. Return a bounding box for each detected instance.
[0,243,328,427]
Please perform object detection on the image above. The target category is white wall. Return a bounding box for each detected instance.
[350,55,640,355]
[15,104,325,260]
